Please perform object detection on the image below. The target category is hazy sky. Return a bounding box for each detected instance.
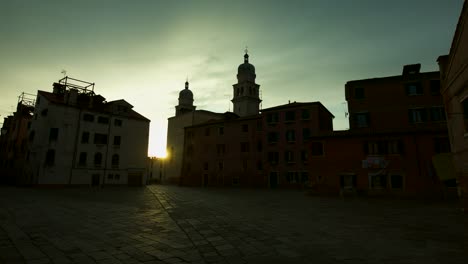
[0,0,463,157]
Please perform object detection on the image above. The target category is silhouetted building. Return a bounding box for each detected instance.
[26,77,150,186]
[438,0,468,211]
[261,102,334,188]
[166,81,224,184]
[309,64,450,197]
[165,51,263,184]
[0,93,35,184]
[232,53,262,117]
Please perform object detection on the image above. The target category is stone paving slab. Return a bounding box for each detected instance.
[0,185,467,263]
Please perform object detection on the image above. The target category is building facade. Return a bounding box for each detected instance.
[438,0,468,211]
[309,64,451,197]
[0,93,35,184]
[26,77,150,186]
[178,62,451,199]
[165,81,224,184]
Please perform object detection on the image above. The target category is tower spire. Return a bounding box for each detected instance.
[244,46,249,63]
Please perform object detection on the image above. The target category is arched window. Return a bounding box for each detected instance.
[94,152,102,167]
[111,154,119,168]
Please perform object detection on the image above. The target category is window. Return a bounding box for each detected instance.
[302,128,310,141]
[434,137,451,153]
[240,142,250,152]
[340,174,356,188]
[301,109,310,120]
[285,111,295,122]
[203,162,208,170]
[463,99,468,132]
[94,153,102,167]
[111,154,119,168]
[408,108,427,123]
[388,140,404,155]
[286,171,299,183]
[390,174,403,189]
[301,150,308,163]
[78,152,87,166]
[216,144,225,156]
[117,105,128,112]
[354,87,365,99]
[284,151,294,163]
[108,174,114,180]
[268,132,279,143]
[187,131,194,139]
[232,177,239,185]
[364,140,404,155]
[370,174,387,189]
[301,172,309,183]
[115,174,120,180]
[218,126,224,135]
[94,133,108,145]
[205,128,210,136]
[430,106,446,122]
[113,136,121,146]
[267,113,279,124]
[114,119,123,127]
[256,120,263,131]
[81,132,90,144]
[45,149,55,166]
[187,145,194,157]
[354,113,370,128]
[257,141,263,152]
[405,82,423,95]
[242,124,248,132]
[268,152,279,165]
[49,128,59,142]
[218,162,224,171]
[98,116,109,124]
[83,114,94,122]
[257,161,263,171]
[41,109,48,116]
[430,80,441,95]
[286,130,296,142]
[311,142,324,156]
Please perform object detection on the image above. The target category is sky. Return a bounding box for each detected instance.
[0,0,464,157]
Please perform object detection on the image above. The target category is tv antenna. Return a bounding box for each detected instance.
[61,69,67,77]
[341,102,348,118]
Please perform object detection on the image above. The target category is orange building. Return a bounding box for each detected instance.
[0,93,35,184]
[181,113,262,187]
[309,65,450,197]
[178,59,450,199]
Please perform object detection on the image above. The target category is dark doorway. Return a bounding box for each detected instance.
[269,172,278,188]
[203,174,208,187]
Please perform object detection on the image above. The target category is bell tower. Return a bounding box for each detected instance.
[175,80,196,116]
[232,50,261,116]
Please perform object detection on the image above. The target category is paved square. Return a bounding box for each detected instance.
[0,185,467,263]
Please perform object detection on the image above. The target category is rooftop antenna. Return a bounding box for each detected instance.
[61,69,67,77]
[259,89,263,110]
[342,102,349,118]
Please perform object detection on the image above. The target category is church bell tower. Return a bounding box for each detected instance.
[231,50,261,116]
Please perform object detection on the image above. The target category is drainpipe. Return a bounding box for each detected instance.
[69,108,82,185]
[103,114,112,187]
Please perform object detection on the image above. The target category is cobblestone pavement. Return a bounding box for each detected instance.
[0,185,467,264]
